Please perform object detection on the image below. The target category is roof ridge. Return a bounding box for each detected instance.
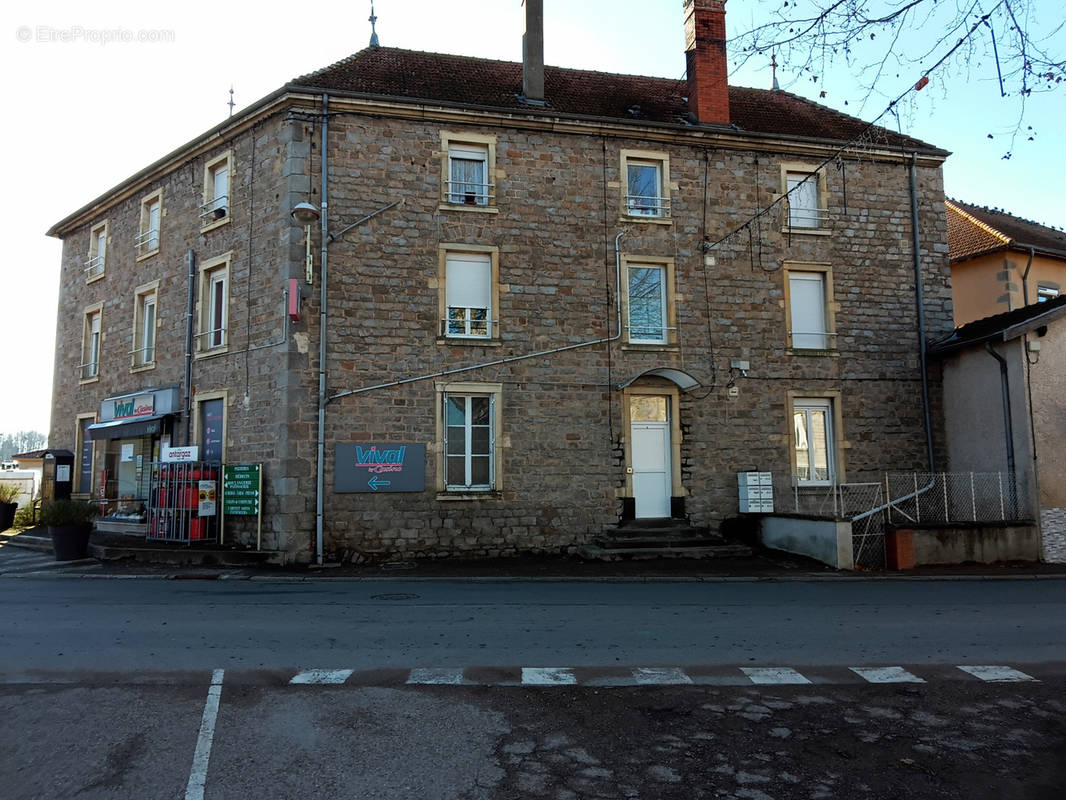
[946,199,1012,247]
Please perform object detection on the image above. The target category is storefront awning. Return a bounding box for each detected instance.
[87,414,170,440]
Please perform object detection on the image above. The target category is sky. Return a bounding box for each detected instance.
[2,0,1063,435]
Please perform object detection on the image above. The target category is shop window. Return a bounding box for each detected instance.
[440,132,496,211]
[85,221,107,282]
[135,190,162,258]
[201,151,232,230]
[196,394,226,464]
[75,414,96,495]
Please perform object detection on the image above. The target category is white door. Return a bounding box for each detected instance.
[630,396,671,518]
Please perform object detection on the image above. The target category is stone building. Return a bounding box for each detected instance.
[46,0,953,564]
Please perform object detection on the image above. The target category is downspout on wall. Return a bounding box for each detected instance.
[183,249,196,446]
[909,154,935,472]
[315,94,329,566]
[984,341,1018,517]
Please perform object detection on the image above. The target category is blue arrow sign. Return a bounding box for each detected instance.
[368,476,391,491]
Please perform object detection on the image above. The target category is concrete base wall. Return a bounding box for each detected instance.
[1039,508,1066,563]
[759,516,853,570]
[906,525,1040,565]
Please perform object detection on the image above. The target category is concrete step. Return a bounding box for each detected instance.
[578,542,754,561]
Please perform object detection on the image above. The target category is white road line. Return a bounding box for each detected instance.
[741,667,812,685]
[632,667,693,685]
[850,666,925,684]
[957,665,1038,682]
[289,669,354,685]
[185,669,224,800]
[407,668,468,685]
[522,667,577,685]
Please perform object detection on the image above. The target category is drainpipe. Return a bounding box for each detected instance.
[908,154,935,472]
[984,342,1017,517]
[315,94,329,566]
[1021,245,1036,306]
[183,249,196,446]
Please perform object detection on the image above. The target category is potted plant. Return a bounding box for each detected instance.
[0,483,18,531]
[39,499,99,560]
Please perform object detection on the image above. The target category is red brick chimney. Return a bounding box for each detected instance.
[684,0,730,125]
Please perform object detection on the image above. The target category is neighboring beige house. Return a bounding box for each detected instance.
[930,295,1066,562]
[947,199,1066,325]
[45,1,954,564]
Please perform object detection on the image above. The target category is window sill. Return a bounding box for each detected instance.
[194,346,229,360]
[136,248,160,262]
[621,343,679,352]
[787,347,839,357]
[436,337,502,347]
[781,226,831,237]
[437,491,503,501]
[130,362,156,374]
[618,214,673,226]
[200,215,230,234]
[86,273,105,285]
[438,202,499,214]
[79,376,100,386]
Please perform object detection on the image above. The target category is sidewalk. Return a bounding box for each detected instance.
[4,525,1066,581]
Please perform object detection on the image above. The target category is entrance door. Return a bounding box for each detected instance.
[630,395,671,518]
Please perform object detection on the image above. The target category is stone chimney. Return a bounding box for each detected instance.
[683,0,730,124]
[522,0,545,104]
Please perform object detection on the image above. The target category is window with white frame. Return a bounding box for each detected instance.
[197,255,229,353]
[627,262,669,344]
[81,306,103,381]
[621,150,671,219]
[447,143,490,206]
[1037,283,1060,302]
[784,170,824,229]
[86,221,107,281]
[135,191,162,256]
[443,251,493,338]
[786,268,833,349]
[132,284,158,368]
[443,392,496,491]
[793,398,834,485]
[201,152,231,228]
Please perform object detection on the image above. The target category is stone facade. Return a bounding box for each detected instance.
[48,55,953,564]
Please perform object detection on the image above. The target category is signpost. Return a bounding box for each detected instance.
[222,464,262,549]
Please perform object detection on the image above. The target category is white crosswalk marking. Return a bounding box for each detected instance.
[522,667,577,685]
[957,665,1037,683]
[408,668,468,685]
[289,669,353,685]
[632,667,693,685]
[741,667,811,685]
[850,666,925,684]
[0,548,100,576]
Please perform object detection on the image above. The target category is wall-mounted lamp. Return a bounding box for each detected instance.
[292,202,321,284]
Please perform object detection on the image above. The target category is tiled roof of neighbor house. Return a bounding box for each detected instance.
[293,47,945,153]
[947,199,1066,262]
[929,292,1066,355]
[11,450,47,460]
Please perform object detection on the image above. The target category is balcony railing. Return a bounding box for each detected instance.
[444,180,494,206]
[199,195,229,226]
[83,254,105,279]
[134,228,160,254]
[624,194,671,218]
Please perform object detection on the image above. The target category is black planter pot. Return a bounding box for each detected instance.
[0,502,15,532]
[50,523,93,561]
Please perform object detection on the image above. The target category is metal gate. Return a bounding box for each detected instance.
[146,461,220,543]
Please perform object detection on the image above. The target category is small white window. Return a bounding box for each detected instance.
[135,192,162,256]
[627,264,668,344]
[81,308,102,381]
[789,272,828,349]
[786,172,822,229]
[626,160,665,217]
[201,152,232,227]
[448,144,490,206]
[208,271,227,348]
[793,399,834,485]
[445,253,492,338]
[132,286,158,368]
[198,255,230,354]
[1037,284,1060,302]
[444,393,495,490]
[86,222,107,281]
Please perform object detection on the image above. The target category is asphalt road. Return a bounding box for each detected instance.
[2,577,1066,673]
[3,576,1065,799]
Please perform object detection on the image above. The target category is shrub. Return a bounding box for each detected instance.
[39,499,99,527]
[0,483,20,504]
[12,503,37,528]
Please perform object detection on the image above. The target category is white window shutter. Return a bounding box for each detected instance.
[789,273,826,348]
[446,254,491,309]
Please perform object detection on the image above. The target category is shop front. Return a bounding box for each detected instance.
[86,387,181,533]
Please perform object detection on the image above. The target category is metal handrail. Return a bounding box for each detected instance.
[443,180,495,204]
[133,228,159,251]
[624,194,671,216]
[83,254,105,276]
[199,194,229,223]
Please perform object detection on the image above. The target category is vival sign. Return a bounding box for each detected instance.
[334,443,426,493]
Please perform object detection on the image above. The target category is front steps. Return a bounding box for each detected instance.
[578,518,753,561]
